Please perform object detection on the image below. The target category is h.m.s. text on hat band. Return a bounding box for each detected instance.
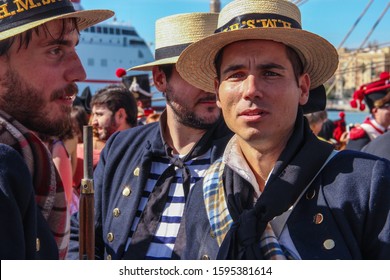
[215,13,301,34]
[0,0,74,32]
[154,42,191,61]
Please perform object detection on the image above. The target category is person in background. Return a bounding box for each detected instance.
[0,0,113,259]
[128,75,155,125]
[90,84,138,148]
[68,12,232,260]
[305,111,327,137]
[346,72,390,150]
[146,113,161,124]
[176,0,390,259]
[317,111,335,141]
[73,85,138,215]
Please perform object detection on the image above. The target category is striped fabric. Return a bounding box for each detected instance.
[125,150,211,259]
[203,159,293,260]
[203,158,232,246]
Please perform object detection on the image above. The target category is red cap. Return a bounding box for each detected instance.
[350,72,389,111]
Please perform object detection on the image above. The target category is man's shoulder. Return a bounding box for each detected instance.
[110,122,160,144]
[325,149,390,175]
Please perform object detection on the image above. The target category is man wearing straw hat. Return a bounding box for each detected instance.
[0,0,113,259]
[67,12,232,260]
[177,0,390,259]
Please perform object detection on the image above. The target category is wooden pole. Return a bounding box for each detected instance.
[79,125,95,260]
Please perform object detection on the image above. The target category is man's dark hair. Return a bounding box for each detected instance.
[0,18,78,56]
[214,42,304,85]
[91,84,138,127]
[158,64,175,81]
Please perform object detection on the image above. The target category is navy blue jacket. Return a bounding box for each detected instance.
[362,131,390,161]
[0,144,58,260]
[68,119,232,259]
[182,150,390,260]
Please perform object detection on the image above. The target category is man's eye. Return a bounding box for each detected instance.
[49,47,63,56]
[228,72,245,79]
[264,71,279,76]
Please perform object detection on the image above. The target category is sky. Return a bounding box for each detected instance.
[80,0,389,52]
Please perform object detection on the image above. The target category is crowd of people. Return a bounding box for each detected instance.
[1,0,389,260]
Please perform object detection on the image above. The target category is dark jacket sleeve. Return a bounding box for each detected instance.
[0,144,38,259]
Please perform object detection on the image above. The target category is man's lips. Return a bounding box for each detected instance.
[239,108,265,116]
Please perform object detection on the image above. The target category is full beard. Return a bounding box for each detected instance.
[0,68,76,136]
[165,86,219,130]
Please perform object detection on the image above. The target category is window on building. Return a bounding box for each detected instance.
[101,59,108,67]
[87,58,94,67]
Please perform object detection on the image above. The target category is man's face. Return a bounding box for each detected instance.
[91,104,118,141]
[215,40,309,151]
[0,19,86,136]
[162,67,221,130]
[373,103,390,128]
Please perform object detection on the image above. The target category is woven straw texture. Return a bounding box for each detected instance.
[176,0,338,92]
[130,12,218,71]
[0,10,113,41]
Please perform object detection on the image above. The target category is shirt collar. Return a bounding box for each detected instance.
[222,135,267,198]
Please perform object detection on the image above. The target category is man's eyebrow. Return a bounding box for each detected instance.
[257,62,286,71]
[221,64,245,76]
[44,38,80,47]
[222,62,287,76]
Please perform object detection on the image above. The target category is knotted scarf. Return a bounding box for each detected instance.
[126,117,222,259]
[217,110,334,259]
[0,110,69,259]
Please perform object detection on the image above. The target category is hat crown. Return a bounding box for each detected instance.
[154,12,218,50]
[218,0,301,31]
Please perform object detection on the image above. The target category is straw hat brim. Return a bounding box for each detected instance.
[0,10,114,41]
[129,56,179,72]
[177,28,339,92]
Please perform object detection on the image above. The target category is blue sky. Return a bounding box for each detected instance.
[81,0,389,51]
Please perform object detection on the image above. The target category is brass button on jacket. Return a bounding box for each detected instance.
[122,186,131,197]
[36,238,40,252]
[107,232,114,242]
[323,239,335,250]
[113,208,121,217]
[314,213,324,224]
[201,255,210,260]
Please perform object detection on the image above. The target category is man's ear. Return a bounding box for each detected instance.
[115,108,126,123]
[214,77,222,109]
[152,66,167,92]
[298,73,310,106]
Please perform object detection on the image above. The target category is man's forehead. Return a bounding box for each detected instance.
[92,104,111,112]
[35,19,78,39]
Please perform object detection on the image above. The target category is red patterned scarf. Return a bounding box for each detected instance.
[0,110,69,259]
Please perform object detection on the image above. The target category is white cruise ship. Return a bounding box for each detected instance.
[71,0,154,94]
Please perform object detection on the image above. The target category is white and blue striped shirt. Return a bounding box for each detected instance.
[125,149,211,259]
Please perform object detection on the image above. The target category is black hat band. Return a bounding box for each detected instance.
[0,0,75,33]
[155,42,191,60]
[215,13,301,34]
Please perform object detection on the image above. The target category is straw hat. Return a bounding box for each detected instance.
[176,0,339,92]
[129,12,218,71]
[0,0,113,41]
